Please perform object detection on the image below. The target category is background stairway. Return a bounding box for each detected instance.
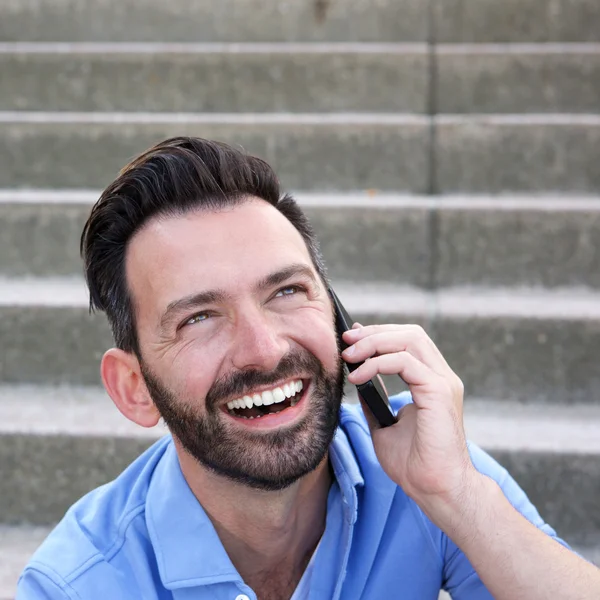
[1,0,600,597]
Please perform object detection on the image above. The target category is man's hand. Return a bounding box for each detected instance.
[342,323,476,508]
[342,322,600,600]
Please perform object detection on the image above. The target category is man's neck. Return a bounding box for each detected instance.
[176,445,332,585]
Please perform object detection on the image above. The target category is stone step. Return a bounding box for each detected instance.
[0,527,596,600]
[0,42,428,113]
[0,385,599,547]
[435,43,600,113]
[4,192,600,291]
[2,278,600,405]
[1,113,599,193]
[433,0,600,43]
[0,0,428,43]
[0,112,430,192]
[434,114,600,194]
[2,0,598,44]
[2,43,600,115]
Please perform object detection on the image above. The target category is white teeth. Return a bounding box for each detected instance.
[228,380,304,413]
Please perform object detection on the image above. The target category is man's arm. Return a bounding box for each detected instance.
[341,323,600,600]
[433,470,599,599]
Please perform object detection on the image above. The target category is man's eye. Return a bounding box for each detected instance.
[275,285,303,298]
[185,312,211,326]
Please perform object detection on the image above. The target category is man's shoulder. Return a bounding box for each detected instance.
[21,436,172,589]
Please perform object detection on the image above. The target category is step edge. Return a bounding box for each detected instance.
[4,190,600,211]
[0,111,432,125]
[0,41,430,54]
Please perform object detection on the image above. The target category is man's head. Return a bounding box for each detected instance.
[81,137,345,491]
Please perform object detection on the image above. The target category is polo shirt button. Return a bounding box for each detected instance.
[235,595,250,600]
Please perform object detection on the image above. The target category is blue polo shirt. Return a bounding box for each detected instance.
[18,393,568,599]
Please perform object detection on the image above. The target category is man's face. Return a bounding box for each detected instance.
[126,199,344,490]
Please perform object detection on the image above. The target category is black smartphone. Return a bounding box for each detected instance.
[329,287,396,428]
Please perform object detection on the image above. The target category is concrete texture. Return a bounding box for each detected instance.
[0,114,431,192]
[0,201,88,277]
[0,432,155,524]
[5,194,600,290]
[0,303,112,385]
[435,116,600,193]
[435,198,600,288]
[433,0,600,43]
[436,45,600,113]
[0,198,434,285]
[0,45,429,113]
[490,450,600,546]
[4,113,599,194]
[304,203,432,287]
[432,312,600,405]
[0,0,429,43]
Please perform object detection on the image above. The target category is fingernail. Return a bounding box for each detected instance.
[343,345,356,357]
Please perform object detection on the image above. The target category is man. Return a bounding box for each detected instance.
[18,137,600,599]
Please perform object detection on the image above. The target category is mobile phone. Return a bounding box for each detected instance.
[329,287,396,428]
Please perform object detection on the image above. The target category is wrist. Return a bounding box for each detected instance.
[416,469,496,543]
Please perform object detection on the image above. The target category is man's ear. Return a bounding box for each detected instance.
[101,348,160,428]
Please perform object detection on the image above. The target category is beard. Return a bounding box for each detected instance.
[140,347,345,491]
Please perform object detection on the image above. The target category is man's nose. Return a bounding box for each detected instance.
[229,309,289,373]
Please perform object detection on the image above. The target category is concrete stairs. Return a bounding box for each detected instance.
[1,0,600,598]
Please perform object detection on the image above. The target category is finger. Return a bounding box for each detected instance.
[343,323,412,339]
[342,327,451,378]
[347,352,442,407]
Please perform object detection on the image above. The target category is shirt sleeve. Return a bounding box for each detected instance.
[441,441,572,599]
[17,567,74,600]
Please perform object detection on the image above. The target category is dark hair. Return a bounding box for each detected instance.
[80,136,328,356]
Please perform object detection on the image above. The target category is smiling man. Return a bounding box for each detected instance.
[18,137,600,599]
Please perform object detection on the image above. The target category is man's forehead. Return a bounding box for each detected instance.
[125,199,315,314]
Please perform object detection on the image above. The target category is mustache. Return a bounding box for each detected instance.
[205,349,323,410]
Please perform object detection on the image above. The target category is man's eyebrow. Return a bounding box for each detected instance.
[255,264,318,291]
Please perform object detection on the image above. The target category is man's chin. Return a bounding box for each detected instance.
[178,400,339,492]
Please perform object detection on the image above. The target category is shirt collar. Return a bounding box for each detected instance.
[145,421,366,590]
[145,440,241,590]
[329,423,365,524]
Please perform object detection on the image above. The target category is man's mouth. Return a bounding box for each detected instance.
[224,379,305,420]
